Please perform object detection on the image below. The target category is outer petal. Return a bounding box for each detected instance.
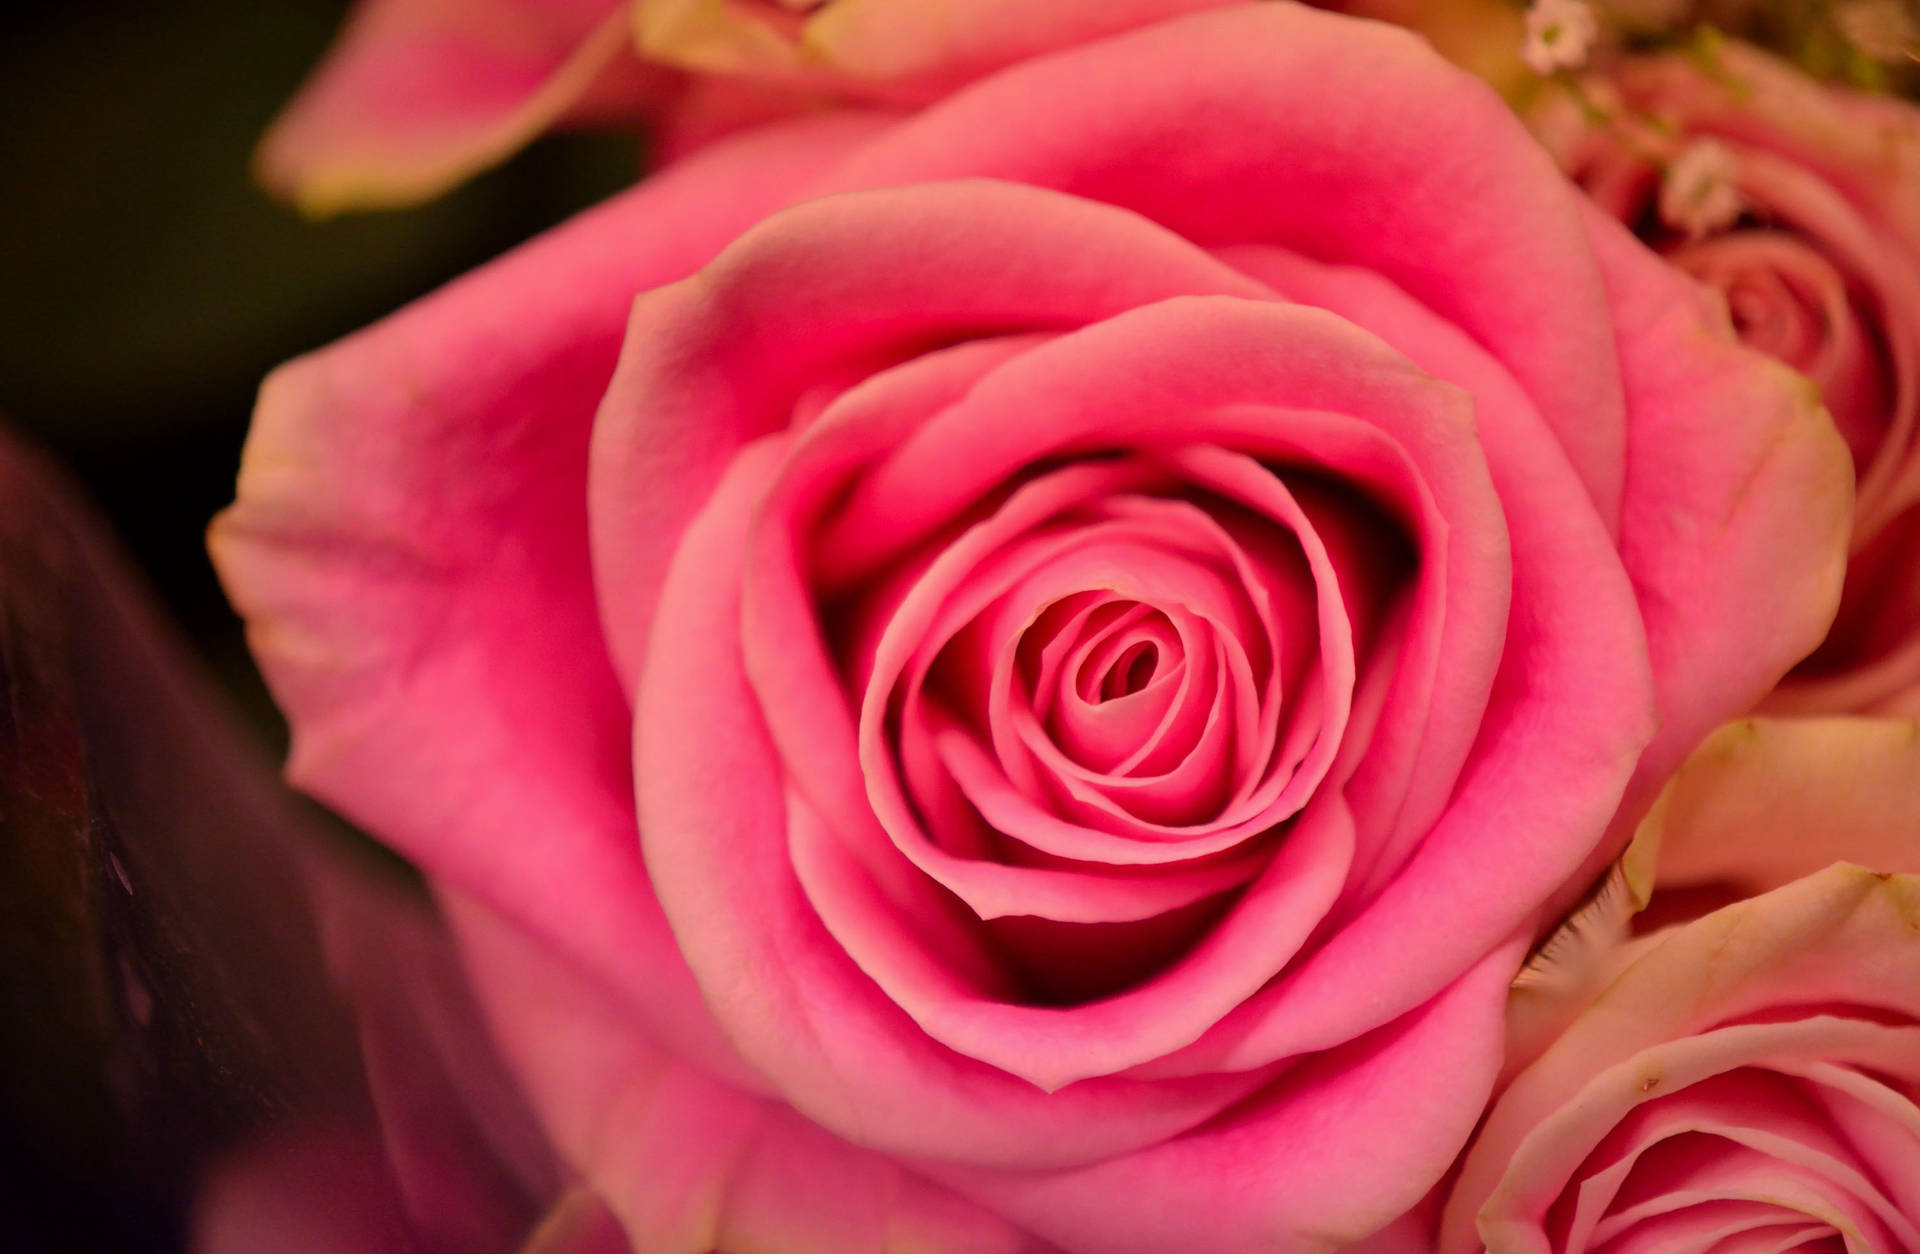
[211,111,892,1086]
[815,2,1635,531]
[1528,206,1852,927]
[635,0,1235,101]
[257,0,662,215]
[440,890,1056,1254]
[1587,205,1852,800]
[1641,716,1920,900]
[933,934,1524,1254]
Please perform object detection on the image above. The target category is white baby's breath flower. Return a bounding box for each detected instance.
[1660,138,1744,238]
[1522,0,1600,75]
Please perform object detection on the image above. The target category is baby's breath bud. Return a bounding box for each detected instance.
[1523,0,1601,75]
[1660,138,1744,238]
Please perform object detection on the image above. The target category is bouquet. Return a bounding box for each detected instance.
[11,1,1920,1250]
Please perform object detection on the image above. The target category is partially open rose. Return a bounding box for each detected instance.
[1535,42,1920,714]
[1440,718,1920,1254]
[212,6,1849,1251]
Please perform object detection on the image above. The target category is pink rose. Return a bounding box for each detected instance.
[1535,42,1920,715]
[259,0,1235,213]
[211,6,1849,1251]
[1439,717,1920,1254]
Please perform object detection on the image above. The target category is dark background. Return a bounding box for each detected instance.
[1,4,639,1249]
[1,0,639,733]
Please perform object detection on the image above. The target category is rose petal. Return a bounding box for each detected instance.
[439,890,1057,1254]
[1639,716,1920,901]
[1533,204,1852,918]
[592,179,1268,697]
[931,933,1523,1254]
[258,0,658,215]
[637,436,1269,1167]
[803,0,1239,95]
[1443,866,1920,1254]
[638,0,1236,101]
[211,111,892,1089]
[818,2,1634,530]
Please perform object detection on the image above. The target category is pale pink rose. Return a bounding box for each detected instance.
[1535,42,1920,715]
[210,7,1850,1251]
[260,0,1237,213]
[1439,717,1920,1254]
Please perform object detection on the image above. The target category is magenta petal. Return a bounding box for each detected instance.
[594,180,1268,696]
[637,436,1265,1167]
[819,3,1633,528]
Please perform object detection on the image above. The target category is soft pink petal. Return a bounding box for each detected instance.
[637,0,1237,102]
[1443,865,1920,1254]
[933,933,1523,1254]
[1212,242,1555,901]
[212,111,892,1091]
[817,3,1634,529]
[1639,716,1920,898]
[1545,205,1851,909]
[1563,1073,1917,1251]
[258,0,662,215]
[803,0,1242,96]
[440,891,1056,1254]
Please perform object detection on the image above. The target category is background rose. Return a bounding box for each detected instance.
[1535,42,1920,715]
[1439,717,1920,1254]
[259,0,1237,214]
[211,5,1849,1252]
